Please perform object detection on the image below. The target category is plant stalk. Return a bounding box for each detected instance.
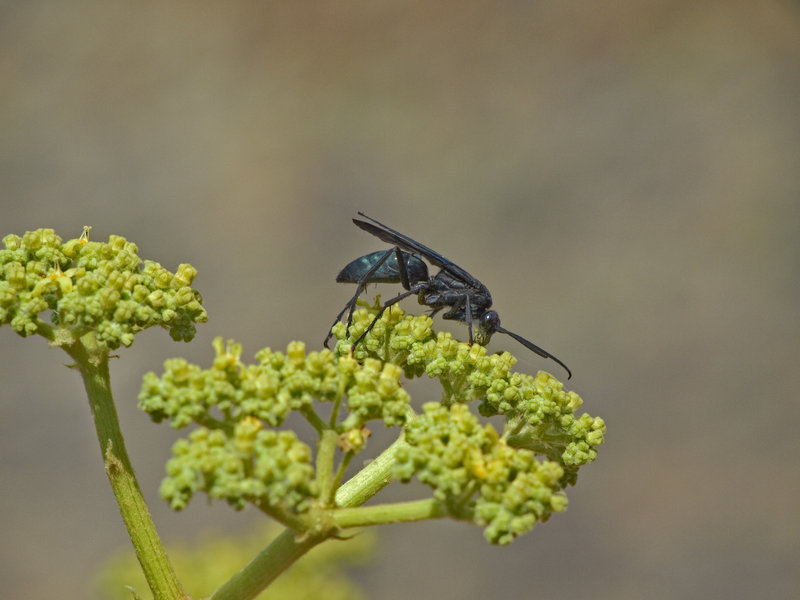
[210,528,325,600]
[69,341,188,600]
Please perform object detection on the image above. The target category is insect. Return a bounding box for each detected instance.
[324,212,572,379]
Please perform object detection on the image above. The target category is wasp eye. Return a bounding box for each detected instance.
[480,311,500,331]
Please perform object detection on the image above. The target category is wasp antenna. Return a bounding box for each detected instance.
[496,326,572,379]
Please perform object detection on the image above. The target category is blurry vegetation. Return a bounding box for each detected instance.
[95,523,374,600]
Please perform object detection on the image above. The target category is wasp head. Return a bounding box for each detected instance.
[474,310,501,346]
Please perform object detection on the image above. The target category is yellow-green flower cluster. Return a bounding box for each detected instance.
[338,358,410,429]
[0,228,206,349]
[327,307,437,378]
[473,368,606,486]
[144,305,603,539]
[395,403,568,545]
[139,338,412,512]
[139,338,411,431]
[160,417,316,513]
[331,308,605,485]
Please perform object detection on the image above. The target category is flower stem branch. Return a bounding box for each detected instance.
[334,435,408,508]
[332,498,446,528]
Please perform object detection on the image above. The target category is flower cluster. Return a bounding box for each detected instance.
[0,228,206,349]
[138,298,603,544]
[159,417,317,513]
[139,338,412,514]
[395,402,569,544]
[329,307,605,543]
[140,338,411,431]
[330,308,605,480]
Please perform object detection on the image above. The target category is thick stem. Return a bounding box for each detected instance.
[68,341,188,600]
[210,528,326,600]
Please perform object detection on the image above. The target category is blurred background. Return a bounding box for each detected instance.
[1,1,798,598]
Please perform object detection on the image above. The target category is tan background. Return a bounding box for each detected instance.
[1,2,798,598]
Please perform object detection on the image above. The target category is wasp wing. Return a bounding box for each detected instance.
[353,212,479,285]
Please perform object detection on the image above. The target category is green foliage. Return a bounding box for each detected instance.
[95,523,373,600]
[0,228,207,349]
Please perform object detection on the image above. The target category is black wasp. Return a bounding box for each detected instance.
[324,212,572,379]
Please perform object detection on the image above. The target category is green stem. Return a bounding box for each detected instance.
[334,434,408,507]
[440,378,455,405]
[195,413,233,435]
[67,340,188,600]
[300,406,327,434]
[33,319,55,341]
[332,499,446,528]
[329,379,346,429]
[253,500,309,532]
[210,528,326,600]
[331,450,354,497]
[315,429,340,503]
